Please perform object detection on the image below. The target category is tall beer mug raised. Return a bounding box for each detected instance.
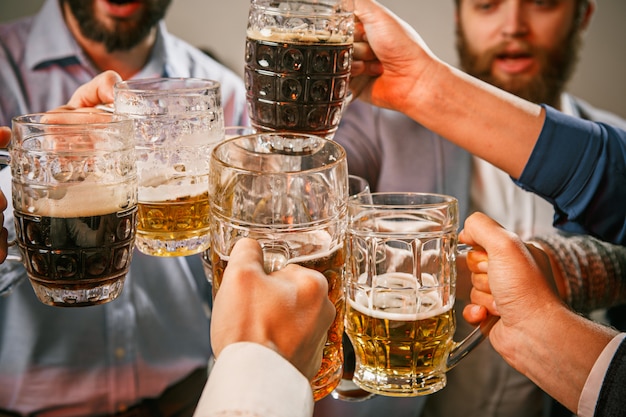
[209,132,349,401]
[0,112,137,307]
[114,78,224,257]
[244,0,354,138]
[345,192,498,396]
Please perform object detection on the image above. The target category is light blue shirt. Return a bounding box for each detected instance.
[0,0,247,414]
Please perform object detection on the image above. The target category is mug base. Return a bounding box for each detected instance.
[30,277,125,307]
[135,234,210,257]
[353,369,446,397]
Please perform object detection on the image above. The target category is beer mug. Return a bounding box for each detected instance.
[345,192,497,396]
[0,112,137,307]
[209,132,348,401]
[244,0,355,138]
[331,174,376,402]
[114,77,224,257]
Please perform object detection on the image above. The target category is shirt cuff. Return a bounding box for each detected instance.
[193,342,314,417]
[577,333,626,417]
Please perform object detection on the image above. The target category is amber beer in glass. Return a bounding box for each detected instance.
[114,78,224,257]
[2,112,137,307]
[208,132,348,401]
[244,0,354,138]
[345,192,497,396]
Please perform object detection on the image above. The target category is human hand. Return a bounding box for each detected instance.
[0,126,9,263]
[210,238,335,380]
[54,70,122,111]
[350,0,440,112]
[459,213,564,352]
[0,126,9,148]
[0,186,6,264]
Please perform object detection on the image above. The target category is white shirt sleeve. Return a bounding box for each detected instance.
[577,333,626,417]
[193,342,314,417]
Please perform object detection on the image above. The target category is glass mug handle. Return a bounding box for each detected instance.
[446,244,500,369]
[258,239,291,273]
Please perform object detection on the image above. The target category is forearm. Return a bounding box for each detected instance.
[493,304,617,413]
[533,232,626,313]
[402,60,544,179]
[194,343,314,417]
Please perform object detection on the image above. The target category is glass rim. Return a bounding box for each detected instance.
[11,111,132,128]
[348,191,458,209]
[114,77,221,94]
[210,132,347,174]
[250,0,354,14]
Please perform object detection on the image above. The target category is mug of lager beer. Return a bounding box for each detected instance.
[209,132,348,401]
[0,112,137,307]
[345,192,497,396]
[114,77,224,257]
[244,0,354,138]
[331,174,376,402]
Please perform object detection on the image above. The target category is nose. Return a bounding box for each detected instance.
[501,2,529,38]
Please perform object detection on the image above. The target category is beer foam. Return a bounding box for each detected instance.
[350,272,451,321]
[247,28,351,44]
[375,217,443,233]
[26,182,133,217]
[139,182,207,202]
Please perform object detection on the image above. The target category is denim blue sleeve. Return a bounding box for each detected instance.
[514,105,626,245]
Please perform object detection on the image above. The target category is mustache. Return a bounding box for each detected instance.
[485,41,535,61]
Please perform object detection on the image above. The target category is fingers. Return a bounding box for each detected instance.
[59,70,122,110]
[226,238,265,275]
[353,38,377,62]
[0,227,7,263]
[462,303,489,325]
[0,126,10,148]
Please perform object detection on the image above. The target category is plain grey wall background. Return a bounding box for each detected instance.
[1,0,624,118]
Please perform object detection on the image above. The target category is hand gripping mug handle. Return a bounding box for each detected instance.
[445,243,500,369]
[0,151,23,263]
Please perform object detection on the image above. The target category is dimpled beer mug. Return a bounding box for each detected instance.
[114,77,224,257]
[244,0,354,138]
[209,132,349,400]
[1,112,137,307]
[345,192,497,396]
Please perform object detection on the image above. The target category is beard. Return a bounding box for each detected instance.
[64,0,172,53]
[456,23,583,108]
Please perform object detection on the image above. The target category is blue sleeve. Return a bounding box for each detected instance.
[514,105,626,245]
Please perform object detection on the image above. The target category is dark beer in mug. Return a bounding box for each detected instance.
[12,182,137,307]
[245,31,352,138]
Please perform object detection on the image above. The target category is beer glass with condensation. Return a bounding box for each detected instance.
[114,78,224,257]
[0,112,137,307]
[209,132,348,401]
[244,0,354,138]
[345,192,498,396]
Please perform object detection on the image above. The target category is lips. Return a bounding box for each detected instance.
[494,51,535,75]
[100,0,142,18]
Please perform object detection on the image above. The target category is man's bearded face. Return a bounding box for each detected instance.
[65,0,172,52]
[456,19,583,107]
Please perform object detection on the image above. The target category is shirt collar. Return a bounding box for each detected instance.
[24,0,171,80]
[25,0,91,72]
[559,93,580,118]
[159,22,195,78]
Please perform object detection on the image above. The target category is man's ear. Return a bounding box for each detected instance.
[578,0,595,31]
